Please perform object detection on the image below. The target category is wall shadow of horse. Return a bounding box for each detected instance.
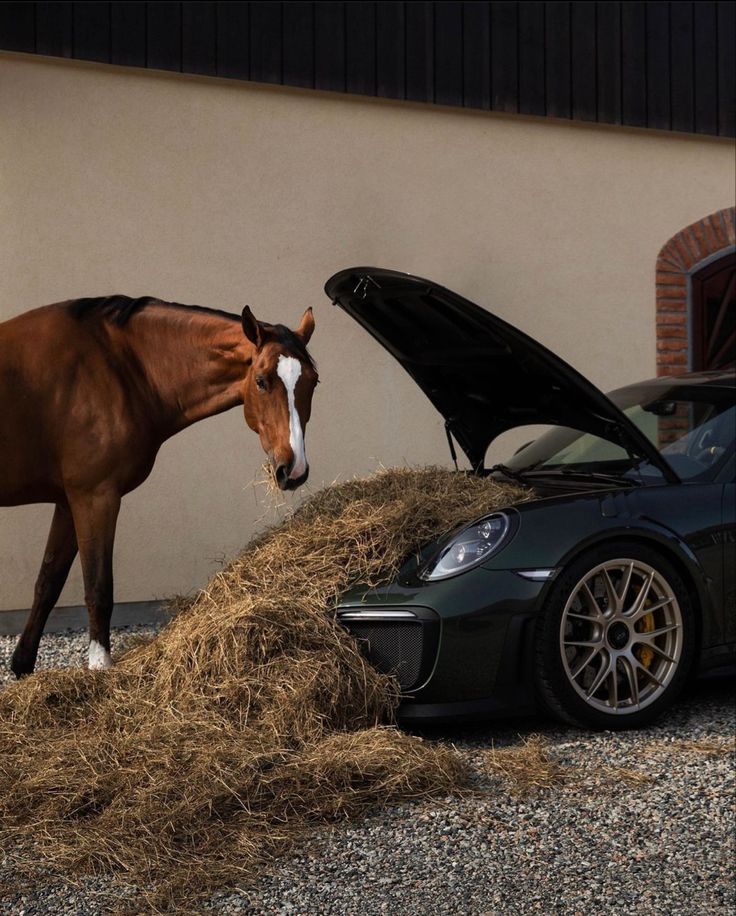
[0,295,318,676]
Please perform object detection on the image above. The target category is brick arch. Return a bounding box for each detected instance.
[656,207,736,376]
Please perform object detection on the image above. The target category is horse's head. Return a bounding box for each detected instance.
[241,305,318,491]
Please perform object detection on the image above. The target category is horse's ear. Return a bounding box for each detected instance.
[241,305,262,348]
[295,307,315,345]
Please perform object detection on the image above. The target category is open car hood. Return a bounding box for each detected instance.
[325,267,678,482]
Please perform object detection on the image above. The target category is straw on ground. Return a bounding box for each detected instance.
[1,468,532,912]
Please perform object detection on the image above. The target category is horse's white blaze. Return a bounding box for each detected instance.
[89,640,112,670]
[276,355,307,479]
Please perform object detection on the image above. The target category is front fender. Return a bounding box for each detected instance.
[484,487,718,644]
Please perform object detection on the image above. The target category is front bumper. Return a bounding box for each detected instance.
[335,567,550,722]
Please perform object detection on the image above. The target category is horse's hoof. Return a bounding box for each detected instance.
[10,647,36,679]
[88,640,113,670]
[10,661,35,679]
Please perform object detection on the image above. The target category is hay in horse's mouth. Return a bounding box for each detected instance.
[0,467,530,912]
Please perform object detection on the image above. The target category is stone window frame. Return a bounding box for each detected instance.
[655,207,736,377]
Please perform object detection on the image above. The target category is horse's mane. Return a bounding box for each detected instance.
[67,295,316,367]
[68,295,239,327]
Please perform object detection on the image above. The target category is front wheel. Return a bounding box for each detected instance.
[535,542,696,730]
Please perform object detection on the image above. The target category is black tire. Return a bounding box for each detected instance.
[535,541,696,730]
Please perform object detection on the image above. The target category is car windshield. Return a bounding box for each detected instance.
[504,382,735,484]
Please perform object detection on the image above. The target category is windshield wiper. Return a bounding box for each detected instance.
[527,468,642,487]
[489,463,644,488]
[487,463,535,484]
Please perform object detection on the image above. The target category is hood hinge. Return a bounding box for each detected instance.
[444,420,459,471]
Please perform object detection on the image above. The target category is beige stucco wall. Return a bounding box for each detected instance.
[1,53,734,612]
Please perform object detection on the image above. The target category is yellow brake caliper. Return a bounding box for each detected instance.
[637,603,655,668]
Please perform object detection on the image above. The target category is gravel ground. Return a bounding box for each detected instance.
[1,625,734,916]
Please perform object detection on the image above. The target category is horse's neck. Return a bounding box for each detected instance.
[128,307,251,437]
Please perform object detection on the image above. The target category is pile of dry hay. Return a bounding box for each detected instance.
[0,467,527,911]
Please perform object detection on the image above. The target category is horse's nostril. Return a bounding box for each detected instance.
[274,464,289,487]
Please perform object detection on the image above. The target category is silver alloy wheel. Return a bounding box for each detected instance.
[559,558,683,715]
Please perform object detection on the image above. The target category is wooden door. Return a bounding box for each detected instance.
[691,252,736,371]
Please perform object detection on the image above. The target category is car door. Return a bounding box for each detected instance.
[638,483,727,648]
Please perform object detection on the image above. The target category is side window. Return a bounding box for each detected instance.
[659,404,736,480]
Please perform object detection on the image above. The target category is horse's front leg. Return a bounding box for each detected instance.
[69,489,121,670]
[11,503,78,678]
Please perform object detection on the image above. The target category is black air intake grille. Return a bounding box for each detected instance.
[340,611,443,691]
[347,621,423,690]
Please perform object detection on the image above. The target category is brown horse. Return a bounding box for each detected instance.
[0,295,317,676]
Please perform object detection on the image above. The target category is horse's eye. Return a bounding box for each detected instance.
[255,376,267,392]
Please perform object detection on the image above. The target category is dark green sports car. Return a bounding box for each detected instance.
[326,267,736,730]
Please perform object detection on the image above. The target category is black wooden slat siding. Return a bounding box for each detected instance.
[546,1,572,119]
[217,1,249,81]
[315,1,345,93]
[0,1,34,53]
[146,1,181,73]
[73,1,110,64]
[345,1,375,97]
[670,1,694,133]
[434,1,462,107]
[462,0,491,110]
[283,1,314,89]
[0,2,732,137]
[182,2,217,77]
[718,0,736,137]
[518,1,545,118]
[693,1,719,135]
[111,2,145,68]
[571,1,597,123]
[376,1,404,101]
[36,1,72,58]
[621,1,647,128]
[597,1,622,125]
[646,1,671,130]
[406,1,434,104]
[250,0,282,85]
[491,1,519,113]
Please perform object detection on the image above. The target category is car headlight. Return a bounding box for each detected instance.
[420,512,514,581]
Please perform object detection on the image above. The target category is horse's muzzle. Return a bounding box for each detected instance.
[274,461,309,491]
